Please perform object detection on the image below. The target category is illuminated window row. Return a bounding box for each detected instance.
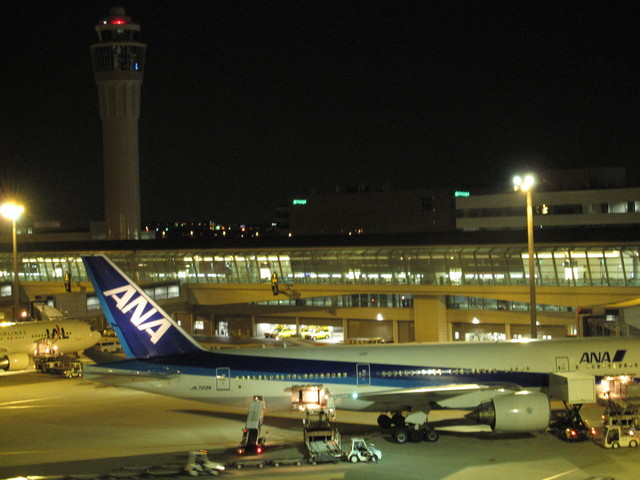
[379,366,532,377]
[579,362,638,370]
[1,244,639,289]
[236,372,349,381]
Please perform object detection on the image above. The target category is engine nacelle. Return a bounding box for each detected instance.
[470,391,550,433]
[0,353,31,371]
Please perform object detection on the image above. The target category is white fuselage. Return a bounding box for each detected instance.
[85,336,640,411]
[0,320,101,357]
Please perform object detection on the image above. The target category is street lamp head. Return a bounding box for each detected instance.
[0,202,24,221]
[513,174,535,192]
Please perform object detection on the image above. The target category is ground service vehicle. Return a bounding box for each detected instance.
[35,355,83,378]
[303,409,343,464]
[237,397,267,454]
[184,450,225,476]
[594,375,640,448]
[272,326,296,340]
[304,326,332,340]
[95,339,122,353]
[549,408,592,442]
[593,425,640,448]
[346,438,382,462]
[264,325,284,338]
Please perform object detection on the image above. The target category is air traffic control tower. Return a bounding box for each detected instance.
[90,7,145,240]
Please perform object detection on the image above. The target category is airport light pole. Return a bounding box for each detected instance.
[1,202,24,321]
[513,175,537,339]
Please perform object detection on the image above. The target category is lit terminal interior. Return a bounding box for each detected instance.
[2,230,640,343]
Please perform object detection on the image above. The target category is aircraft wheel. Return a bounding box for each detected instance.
[377,414,392,428]
[392,413,405,427]
[425,429,439,442]
[393,427,409,444]
[409,429,423,442]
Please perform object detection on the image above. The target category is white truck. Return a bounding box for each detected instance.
[592,425,640,449]
[346,438,382,463]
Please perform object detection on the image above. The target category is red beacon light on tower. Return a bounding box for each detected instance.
[100,7,131,26]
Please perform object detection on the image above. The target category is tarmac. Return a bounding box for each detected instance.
[1,367,638,480]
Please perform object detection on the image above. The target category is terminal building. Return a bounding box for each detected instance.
[2,168,639,344]
[1,228,640,344]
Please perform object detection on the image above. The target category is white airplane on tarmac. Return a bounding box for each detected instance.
[82,254,640,442]
[0,319,102,373]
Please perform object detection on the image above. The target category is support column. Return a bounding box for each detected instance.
[413,295,448,343]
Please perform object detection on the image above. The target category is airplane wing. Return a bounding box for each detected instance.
[339,382,525,411]
[84,364,178,385]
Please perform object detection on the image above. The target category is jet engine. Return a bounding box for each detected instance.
[0,353,31,371]
[467,391,550,432]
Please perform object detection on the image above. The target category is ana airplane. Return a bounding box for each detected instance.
[82,254,640,439]
[0,319,102,372]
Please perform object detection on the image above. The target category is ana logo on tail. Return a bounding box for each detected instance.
[103,285,172,344]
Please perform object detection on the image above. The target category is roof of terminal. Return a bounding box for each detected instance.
[5,227,640,254]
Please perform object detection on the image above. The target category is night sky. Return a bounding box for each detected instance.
[1,1,639,226]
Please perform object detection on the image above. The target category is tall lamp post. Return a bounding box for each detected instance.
[513,175,537,339]
[1,202,24,321]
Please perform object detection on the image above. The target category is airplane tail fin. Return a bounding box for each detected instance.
[82,255,202,359]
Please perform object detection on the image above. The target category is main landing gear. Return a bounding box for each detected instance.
[378,411,439,444]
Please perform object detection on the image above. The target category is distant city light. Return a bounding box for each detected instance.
[454,191,470,197]
[292,199,307,205]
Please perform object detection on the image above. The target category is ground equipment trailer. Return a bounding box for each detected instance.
[184,450,225,476]
[290,385,345,464]
[594,375,640,448]
[303,409,343,464]
[35,354,83,378]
